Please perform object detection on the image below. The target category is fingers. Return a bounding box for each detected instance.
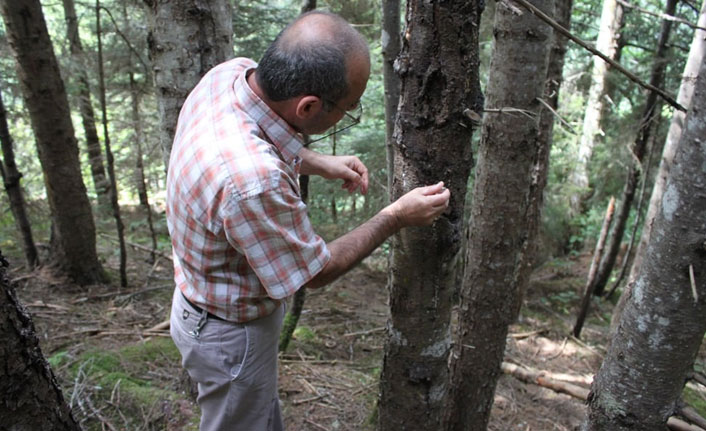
[420,181,445,196]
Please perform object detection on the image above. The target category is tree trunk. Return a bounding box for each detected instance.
[592,0,677,297]
[0,90,39,269]
[614,0,706,328]
[144,0,233,167]
[442,0,553,428]
[382,0,400,200]
[1,0,106,285]
[583,51,706,431]
[520,0,573,311]
[628,0,706,289]
[378,1,483,429]
[0,252,81,430]
[574,196,615,338]
[569,0,624,215]
[96,0,127,287]
[130,72,158,263]
[61,0,110,207]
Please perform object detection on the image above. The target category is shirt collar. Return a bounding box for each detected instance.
[233,66,304,164]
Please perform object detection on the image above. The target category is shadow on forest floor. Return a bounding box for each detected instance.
[2,206,705,431]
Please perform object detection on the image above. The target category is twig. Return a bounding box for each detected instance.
[508,328,548,339]
[292,394,327,405]
[616,0,706,31]
[536,97,577,134]
[508,0,685,112]
[569,335,605,358]
[690,265,698,304]
[304,418,331,431]
[71,284,173,304]
[484,106,537,120]
[343,326,385,337]
[99,233,172,261]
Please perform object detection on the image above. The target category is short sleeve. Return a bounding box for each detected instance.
[223,178,330,299]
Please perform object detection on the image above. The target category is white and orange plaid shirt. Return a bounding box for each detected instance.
[166,58,331,322]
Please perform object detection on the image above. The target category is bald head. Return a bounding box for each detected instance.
[256,11,370,103]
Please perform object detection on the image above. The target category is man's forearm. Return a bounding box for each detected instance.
[304,208,400,289]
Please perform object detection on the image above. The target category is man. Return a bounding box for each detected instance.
[166,11,450,431]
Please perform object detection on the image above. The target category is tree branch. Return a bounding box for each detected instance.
[508,0,686,112]
[617,0,706,31]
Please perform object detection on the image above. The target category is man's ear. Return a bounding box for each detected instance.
[295,95,323,120]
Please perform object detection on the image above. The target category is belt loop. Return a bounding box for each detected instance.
[189,310,208,338]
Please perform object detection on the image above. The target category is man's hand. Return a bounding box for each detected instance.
[383,182,450,227]
[299,148,369,194]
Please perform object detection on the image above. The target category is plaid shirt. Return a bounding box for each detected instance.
[166,58,331,322]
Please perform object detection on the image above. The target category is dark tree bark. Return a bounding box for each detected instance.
[96,0,127,287]
[378,1,483,429]
[569,0,624,215]
[592,0,678,297]
[0,90,38,269]
[518,0,573,312]
[144,0,233,167]
[441,0,553,428]
[0,0,106,285]
[0,251,81,430]
[583,52,706,431]
[382,0,400,198]
[62,0,110,207]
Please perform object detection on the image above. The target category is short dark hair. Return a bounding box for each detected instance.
[256,12,364,103]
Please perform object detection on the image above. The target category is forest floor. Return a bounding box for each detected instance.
[3,206,705,431]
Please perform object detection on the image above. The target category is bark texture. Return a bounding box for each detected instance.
[628,0,706,287]
[0,90,38,269]
[1,0,106,285]
[592,0,677,297]
[145,0,233,167]
[583,53,706,431]
[569,0,624,215]
[442,0,553,428]
[521,0,573,309]
[382,0,401,198]
[0,252,81,430]
[62,0,110,206]
[378,1,483,429]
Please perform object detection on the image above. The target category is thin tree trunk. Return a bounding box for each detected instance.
[605,108,660,301]
[130,72,157,263]
[96,0,127,287]
[277,0,317,355]
[574,196,615,338]
[518,0,573,314]
[0,90,39,269]
[144,0,233,168]
[382,0,400,201]
[0,253,81,430]
[592,0,677,297]
[583,51,706,431]
[62,0,110,207]
[615,0,706,327]
[628,0,706,287]
[1,0,106,285]
[569,0,624,215]
[441,0,553,428]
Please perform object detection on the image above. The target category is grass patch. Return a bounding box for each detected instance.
[684,385,706,417]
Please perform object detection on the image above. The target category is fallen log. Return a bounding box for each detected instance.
[501,361,706,431]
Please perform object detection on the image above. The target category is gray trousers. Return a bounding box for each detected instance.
[170,288,285,431]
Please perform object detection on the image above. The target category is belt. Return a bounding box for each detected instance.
[181,292,227,322]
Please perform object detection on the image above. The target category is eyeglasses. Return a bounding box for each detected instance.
[308,99,363,143]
